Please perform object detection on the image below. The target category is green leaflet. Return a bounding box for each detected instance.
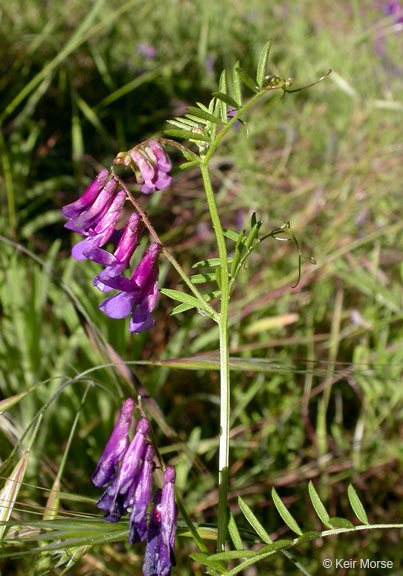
[256,41,271,88]
[163,129,210,143]
[238,496,272,544]
[271,488,303,536]
[348,485,369,525]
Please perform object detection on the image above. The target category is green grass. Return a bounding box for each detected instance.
[1,0,402,574]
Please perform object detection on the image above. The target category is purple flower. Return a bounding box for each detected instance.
[97,417,150,521]
[127,444,155,543]
[383,0,403,20]
[131,141,172,194]
[143,467,177,576]
[138,43,157,59]
[71,190,127,260]
[90,213,144,292]
[64,177,119,235]
[62,169,109,220]
[143,490,163,576]
[92,398,135,488]
[159,466,177,576]
[98,242,160,333]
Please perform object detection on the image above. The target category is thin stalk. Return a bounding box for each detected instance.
[112,170,218,321]
[200,163,230,553]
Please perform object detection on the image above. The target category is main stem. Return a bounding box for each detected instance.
[200,163,230,553]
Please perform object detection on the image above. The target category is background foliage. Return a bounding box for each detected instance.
[0,0,402,574]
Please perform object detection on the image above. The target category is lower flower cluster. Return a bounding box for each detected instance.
[93,399,177,576]
[62,141,172,332]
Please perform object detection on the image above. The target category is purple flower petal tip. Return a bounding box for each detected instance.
[91,398,135,488]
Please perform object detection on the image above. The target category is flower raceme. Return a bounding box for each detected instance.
[92,400,177,576]
[61,141,171,333]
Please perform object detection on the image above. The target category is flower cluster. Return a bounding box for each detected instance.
[93,399,177,576]
[62,141,172,332]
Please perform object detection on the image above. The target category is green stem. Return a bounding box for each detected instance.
[200,163,230,553]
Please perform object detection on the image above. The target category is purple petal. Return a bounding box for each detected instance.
[62,169,109,219]
[127,444,155,543]
[155,171,172,191]
[129,306,155,333]
[72,236,101,261]
[143,490,162,576]
[113,213,143,264]
[69,178,118,232]
[99,291,139,319]
[96,482,125,522]
[92,398,135,488]
[97,274,136,292]
[113,418,150,497]
[131,150,155,181]
[148,141,172,172]
[139,180,157,194]
[161,466,177,553]
[130,242,159,288]
[86,248,119,267]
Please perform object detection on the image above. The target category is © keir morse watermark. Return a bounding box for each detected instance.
[323,558,395,570]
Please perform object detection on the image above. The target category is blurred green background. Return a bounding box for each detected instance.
[0,0,402,574]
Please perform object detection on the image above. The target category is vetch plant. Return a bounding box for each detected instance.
[1,42,400,576]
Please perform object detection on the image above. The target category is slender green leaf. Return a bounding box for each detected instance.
[0,389,34,415]
[190,273,217,284]
[329,517,355,529]
[227,540,292,576]
[230,231,246,278]
[245,219,262,250]
[235,66,258,92]
[256,41,271,88]
[209,549,255,561]
[212,92,240,109]
[0,451,30,539]
[238,496,272,544]
[228,510,244,551]
[189,552,224,573]
[175,160,199,172]
[271,488,303,536]
[160,288,209,313]
[166,119,198,130]
[232,61,242,106]
[170,302,195,315]
[193,257,233,268]
[187,106,223,125]
[296,531,321,544]
[218,70,228,122]
[170,290,220,315]
[163,129,210,143]
[348,485,369,525]
[308,481,332,528]
[223,228,240,241]
[215,266,222,289]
